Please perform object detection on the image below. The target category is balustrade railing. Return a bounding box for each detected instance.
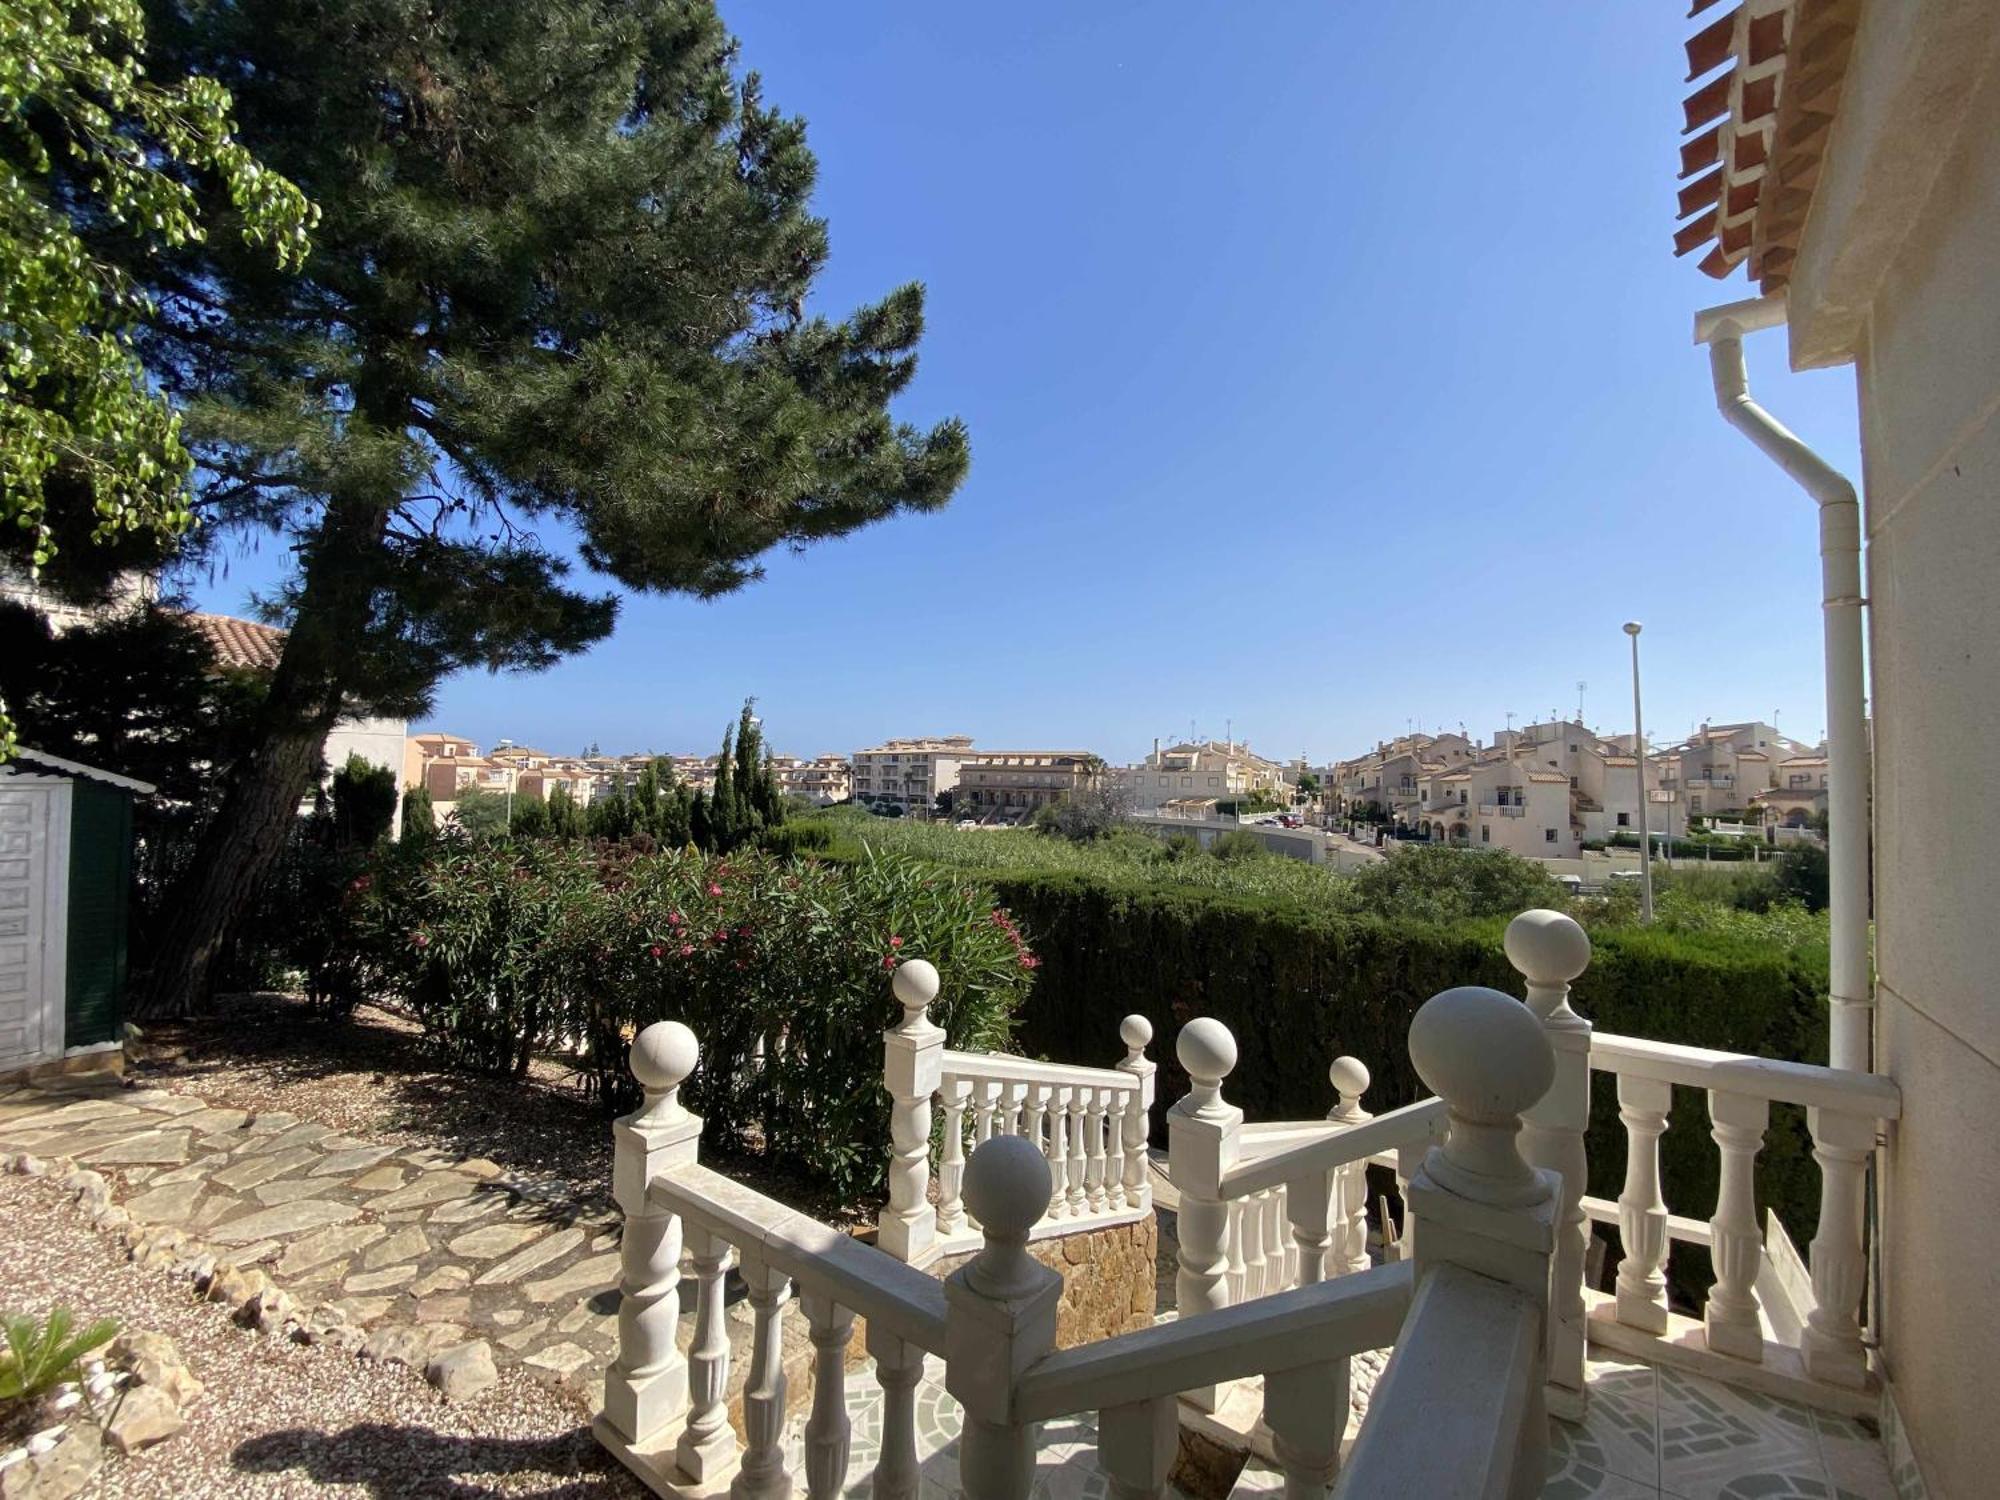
[878,959,1154,1264]
[599,982,1562,1500]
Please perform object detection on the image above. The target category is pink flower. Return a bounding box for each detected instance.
[706,882,723,898]
[649,944,664,959]
[1018,953,1041,971]
[678,944,694,958]
[410,931,431,949]
[668,910,683,927]
[882,955,898,970]
[712,929,727,943]
[889,935,904,949]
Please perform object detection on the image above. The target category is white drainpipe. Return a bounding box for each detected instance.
[1694,295,1872,1071]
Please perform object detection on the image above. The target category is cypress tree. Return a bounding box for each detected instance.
[689,789,713,852]
[632,761,663,839]
[547,784,582,840]
[400,785,436,849]
[127,0,970,1015]
[711,727,738,852]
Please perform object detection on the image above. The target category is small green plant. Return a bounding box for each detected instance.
[0,1308,117,1404]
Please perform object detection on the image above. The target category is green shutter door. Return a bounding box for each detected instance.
[64,781,133,1047]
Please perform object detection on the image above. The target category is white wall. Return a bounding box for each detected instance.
[1831,16,2000,1492]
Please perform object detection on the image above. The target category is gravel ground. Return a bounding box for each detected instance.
[0,1171,646,1498]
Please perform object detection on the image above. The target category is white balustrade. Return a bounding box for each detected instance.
[892,997,1153,1262]
[676,1225,737,1482]
[1328,1056,1374,1277]
[865,1326,925,1500]
[1583,1025,1899,1390]
[1507,908,1594,1419]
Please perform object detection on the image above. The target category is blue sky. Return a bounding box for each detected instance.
[188,2,1858,766]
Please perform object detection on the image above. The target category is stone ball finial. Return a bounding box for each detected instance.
[891,958,940,1017]
[1119,1014,1153,1053]
[630,1020,698,1093]
[962,1135,1051,1241]
[1329,1055,1370,1099]
[1503,908,1591,987]
[1175,1018,1237,1085]
[1409,987,1553,1125]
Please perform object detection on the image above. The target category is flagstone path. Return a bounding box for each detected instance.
[0,1075,628,1387]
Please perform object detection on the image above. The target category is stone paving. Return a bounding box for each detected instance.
[0,1076,626,1388]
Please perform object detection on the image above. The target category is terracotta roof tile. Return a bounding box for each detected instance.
[187,612,286,672]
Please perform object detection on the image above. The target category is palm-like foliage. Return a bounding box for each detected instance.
[0,1308,118,1404]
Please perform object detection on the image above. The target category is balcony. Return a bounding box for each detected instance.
[1684,773,1736,790]
[595,914,1904,1500]
[1478,801,1528,817]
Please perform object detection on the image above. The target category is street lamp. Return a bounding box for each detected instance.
[1624,622,1655,922]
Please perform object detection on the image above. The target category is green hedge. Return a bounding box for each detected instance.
[981,871,1829,1293]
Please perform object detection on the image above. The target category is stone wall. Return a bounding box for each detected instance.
[932,1216,1157,1348]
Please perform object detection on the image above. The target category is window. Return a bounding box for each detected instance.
[1616,812,1630,828]
[1480,825,1491,843]
[1545,828,1558,843]
[1181,777,1193,788]
[1207,776,1219,788]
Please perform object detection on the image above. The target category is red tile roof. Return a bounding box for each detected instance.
[187,612,286,673]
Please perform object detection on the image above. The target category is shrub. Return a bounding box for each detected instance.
[1348,845,1566,924]
[354,840,1031,1202]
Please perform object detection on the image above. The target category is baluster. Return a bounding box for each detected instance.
[1288,1169,1332,1285]
[1047,1086,1071,1218]
[867,1325,925,1500]
[878,961,944,1261]
[800,1293,855,1500]
[946,1138,1062,1500]
[1507,909,1595,1419]
[1266,1358,1348,1500]
[1273,1185,1296,1289]
[1066,1087,1091,1215]
[675,1227,739,1482]
[1024,1082,1049,1161]
[973,1080,999,1146]
[1243,1191,1269,1299]
[1802,1107,1874,1388]
[1117,1017,1157,1215]
[1391,1141,1423,1262]
[1705,1090,1769,1361]
[1086,1087,1111,1213]
[1612,1074,1672,1333]
[1006,1081,1028,1137]
[1328,1057,1374,1276]
[1098,1395,1178,1500]
[1107,1092,1128,1210]
[938,1078,971,1236]
[1226,1197,1249,1304]
[605,1023,700,1448]
[730,1256,793,1500]
[1168,1019,1241,1413]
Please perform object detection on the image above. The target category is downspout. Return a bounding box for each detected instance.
[1693,294,1872,1071]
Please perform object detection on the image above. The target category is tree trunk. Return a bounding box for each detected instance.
[133,493,387,1019]
[131,708,335,1017]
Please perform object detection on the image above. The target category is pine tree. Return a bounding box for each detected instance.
[128,0,970,1015]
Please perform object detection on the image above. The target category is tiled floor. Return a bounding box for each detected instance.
[780,1351,1895,1500]
[1545,1355,1897,1500]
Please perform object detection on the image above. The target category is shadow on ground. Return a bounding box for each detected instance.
[232,1422,642,1498]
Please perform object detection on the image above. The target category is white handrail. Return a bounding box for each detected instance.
[649,1163,948,1350]
[1221,1097,1447,1200]
[940,1049,1140,1091]
[1334,1265,1543,1500]
[1589,1032,1901,1118]
[1014,1261,1413,1423]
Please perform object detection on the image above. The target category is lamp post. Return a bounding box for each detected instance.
[1624,622,1655,922]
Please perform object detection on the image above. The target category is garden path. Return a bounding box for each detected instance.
[0,1073,628,1388]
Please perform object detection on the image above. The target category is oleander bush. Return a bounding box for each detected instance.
[352,837,1028,1201]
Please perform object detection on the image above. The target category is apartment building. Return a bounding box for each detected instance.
[1116,739,1294,815]
[851,736,974,815]
[1329,732,1475,818]
[956,751,1103,822]
[1413,754,1577,858]
[771,755,852,806]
